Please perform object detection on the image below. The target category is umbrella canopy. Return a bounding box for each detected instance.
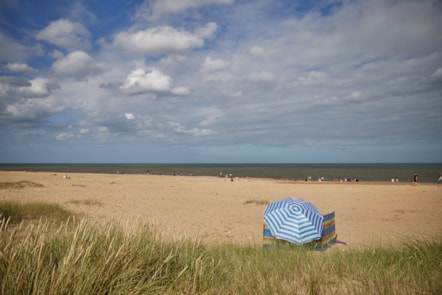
[263,197,324,245]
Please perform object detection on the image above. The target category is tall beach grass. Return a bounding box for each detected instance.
[0,201,441,294]
[0,201,72,224]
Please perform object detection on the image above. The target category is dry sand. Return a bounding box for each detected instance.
[1,171,441,247]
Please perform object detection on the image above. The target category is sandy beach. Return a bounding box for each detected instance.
[1,171,441,247]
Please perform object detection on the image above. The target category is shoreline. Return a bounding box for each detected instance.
[1,171,441,247]
[1,162,441,183]
[4,169,440,186]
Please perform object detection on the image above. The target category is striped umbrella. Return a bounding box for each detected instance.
[263,197,324,245]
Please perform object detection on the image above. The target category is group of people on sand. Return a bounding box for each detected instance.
[219,172,239,182]
[306,172,441,184]
[413,171,442,184]
[305,176,359,183]
[217,171,441,183]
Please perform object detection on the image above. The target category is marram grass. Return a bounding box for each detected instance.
[0,201,441,294]
[0,201,72,224]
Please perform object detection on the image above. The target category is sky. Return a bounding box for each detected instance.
[0,0,441,163]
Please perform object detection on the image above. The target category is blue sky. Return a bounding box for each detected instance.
[1,0,441,163]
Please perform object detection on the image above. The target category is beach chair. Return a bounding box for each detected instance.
[263,212,338,251]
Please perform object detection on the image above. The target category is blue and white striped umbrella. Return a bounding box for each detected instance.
[263,197,324,245]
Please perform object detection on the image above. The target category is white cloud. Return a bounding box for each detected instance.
[5,96,62,120]
[114,26,204,55]
[135,0,233,21]
[278,0,442,68]
[120,68,171,94]
[56,132,75,140]
[195,22,218,38]
[201,56,230,72]
[17,78,55,97]
[170,122,212,136]
[4,62,35,73]
[97,126,111,138]
[158,55,188,68]
[125,113,135,120]
[50,50,64,59]
[120,68,189,96]
[171,86,191,95]
[52,51,102,78]
[79,128,90,134]
[1,77,58,99]
[37,19,90,51]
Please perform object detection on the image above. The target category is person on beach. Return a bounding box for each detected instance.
[413,172,419,184]
[438,173,442,182]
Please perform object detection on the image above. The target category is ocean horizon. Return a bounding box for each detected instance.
[1,163,441,183]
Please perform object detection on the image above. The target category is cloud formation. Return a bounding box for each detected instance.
[201,56,229,72]
[52,51,102,78]
[4,62,35,73]
[120,68,190,96]
[135,0,234,21]
[114,26,208,55]
[37,19,91,51]
[0,0,441,163]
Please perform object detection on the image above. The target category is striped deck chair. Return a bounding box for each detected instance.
[263,212,338,251]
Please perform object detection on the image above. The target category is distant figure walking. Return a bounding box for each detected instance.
[413,172,419,184]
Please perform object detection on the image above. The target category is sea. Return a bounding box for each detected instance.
[1,163,441,183]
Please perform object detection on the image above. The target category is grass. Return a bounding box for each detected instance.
[243,199,269,205]
[0,201,73,224]
[0,201,441,294]
[0,180,44,189]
